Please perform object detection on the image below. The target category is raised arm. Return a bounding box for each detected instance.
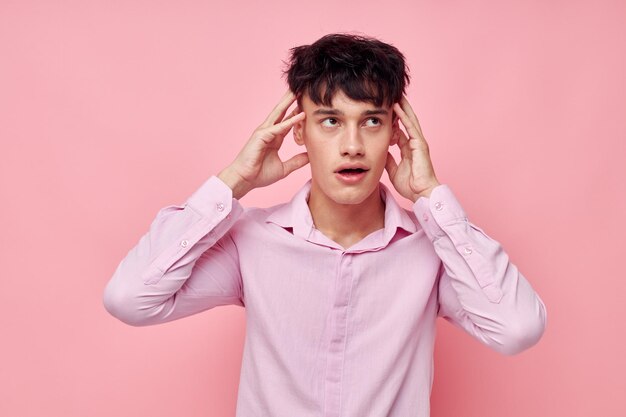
[413,185,547,356]
[102,177,245,326]
[386,95,546,355]
[102,90,309,326]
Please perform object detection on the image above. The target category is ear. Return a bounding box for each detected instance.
[293,108,305,146]
[390,118,400,146]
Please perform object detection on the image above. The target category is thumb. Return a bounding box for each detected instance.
[385,152,398,180]
[282,152,309,177]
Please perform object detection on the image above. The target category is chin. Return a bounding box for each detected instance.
[326,183,380,206]
[331,193,369,206]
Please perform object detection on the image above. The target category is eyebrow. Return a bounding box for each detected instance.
[312,108,389,116]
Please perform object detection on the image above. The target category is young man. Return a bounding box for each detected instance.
[103,33,547,417]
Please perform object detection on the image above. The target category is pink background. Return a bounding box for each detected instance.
[1,1,624,416]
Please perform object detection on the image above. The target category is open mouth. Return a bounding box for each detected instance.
[337,168,368,175]
[335,167,369,184]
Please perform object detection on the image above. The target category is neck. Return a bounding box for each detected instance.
[307,182,386,249]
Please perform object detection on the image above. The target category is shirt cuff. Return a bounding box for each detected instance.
[140,176,244,285]
[186,175,241,219]
[412,184,468,242]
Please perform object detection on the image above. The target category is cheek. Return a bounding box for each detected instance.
[371,140,392,168]
[305,147,329,172]
[302,130,332,159]
[372,137,393,154]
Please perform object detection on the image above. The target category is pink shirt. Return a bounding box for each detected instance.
[103,175,547,417]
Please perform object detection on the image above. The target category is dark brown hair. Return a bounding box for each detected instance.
[282,33,410,109]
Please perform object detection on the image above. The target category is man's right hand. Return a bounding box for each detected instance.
[217,90,309,200]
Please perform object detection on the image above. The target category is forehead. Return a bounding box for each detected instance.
[300,90,391,114]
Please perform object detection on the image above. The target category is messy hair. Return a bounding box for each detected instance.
[282,33,410,109]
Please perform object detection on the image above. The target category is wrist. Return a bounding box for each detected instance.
[217,167,252,200]
[412,181,441,202]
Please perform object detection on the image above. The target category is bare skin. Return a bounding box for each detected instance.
[218,89,441,250]
[217,90,309,200]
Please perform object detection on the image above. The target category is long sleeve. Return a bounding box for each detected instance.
[102,176,245,326]
[413,184,547,356]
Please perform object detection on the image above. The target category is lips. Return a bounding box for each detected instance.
[334,164,369,184]
[334,164,370,174]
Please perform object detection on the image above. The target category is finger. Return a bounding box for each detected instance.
[393,103,424,143]
[394,127,413,160]
[396,125,409,148]
[259,111,305,147]
[274,110,304,150]
[266,111,305,137]
[385,152,398,179]
[282,152,309,177]
[271,98,299,130]
[399,96,424,136]
[280,106,300,124]
[275,102,296,127]
[263,90,294,127]
[262,90,297,127]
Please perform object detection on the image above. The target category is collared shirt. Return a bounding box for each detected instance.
[103,176,547,417]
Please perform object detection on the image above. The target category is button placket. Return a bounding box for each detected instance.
[324,251,353,416]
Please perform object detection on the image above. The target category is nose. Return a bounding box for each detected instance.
[339,124,365,156]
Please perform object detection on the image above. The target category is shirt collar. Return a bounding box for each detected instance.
[266,180,417,250]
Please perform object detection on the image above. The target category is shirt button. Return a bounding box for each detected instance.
[463,246,472,255]
[434,201,443,211]
[180,239,189,247]
[216,202,225,212]
[422,213,429,222]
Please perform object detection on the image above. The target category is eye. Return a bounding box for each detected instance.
[365,117,382,127]
[321,118,339,127]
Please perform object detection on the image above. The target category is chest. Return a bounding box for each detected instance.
[233,226,441,325]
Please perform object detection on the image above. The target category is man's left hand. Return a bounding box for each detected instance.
[385,95,441,202]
